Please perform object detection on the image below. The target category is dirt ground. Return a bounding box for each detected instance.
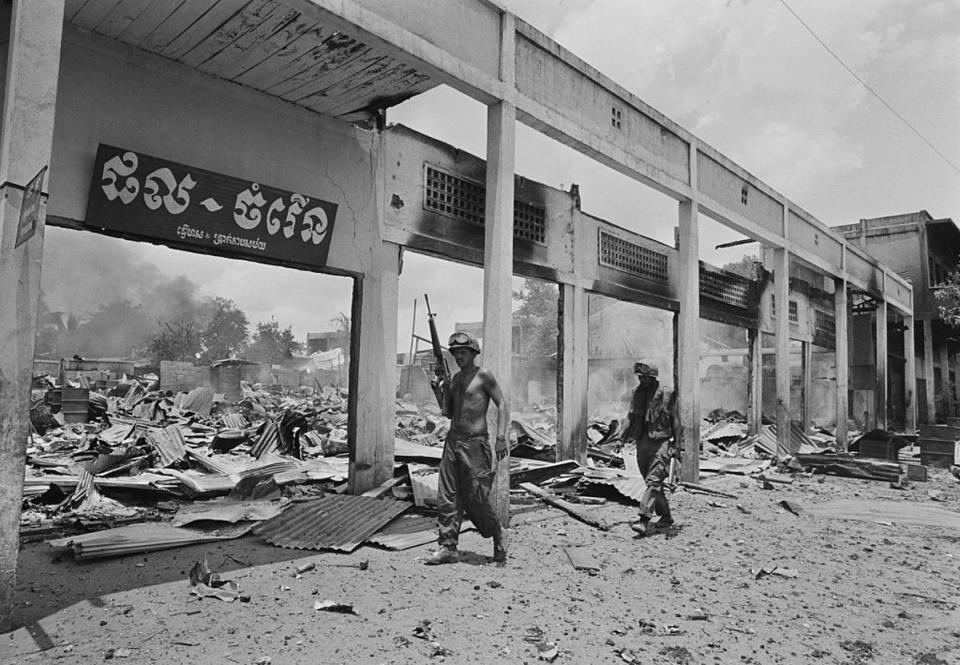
[4,468,960,665]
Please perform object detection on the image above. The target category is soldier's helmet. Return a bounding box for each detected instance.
[633,359,659,377]
[448,331,481,354]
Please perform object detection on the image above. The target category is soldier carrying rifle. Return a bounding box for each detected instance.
[423,296,509,565]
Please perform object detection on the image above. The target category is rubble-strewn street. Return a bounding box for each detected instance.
[4,376,960,664]
[5,460,960,665]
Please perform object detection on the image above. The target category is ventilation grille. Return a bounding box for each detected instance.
[598,230,668,282]
[423,165,546,244]
[700,265,752,309]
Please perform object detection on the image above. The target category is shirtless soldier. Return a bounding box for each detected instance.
[425,331,509,565]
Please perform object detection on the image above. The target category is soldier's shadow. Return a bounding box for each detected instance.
[633,524,684,540]
[457,550,501,566]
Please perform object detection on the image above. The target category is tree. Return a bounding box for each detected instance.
[513,279,559,356]
[721,255,761,280]
[201,297,248,363]
[247,320,303,364]
[934,269,960,327]
[148,320,203,362]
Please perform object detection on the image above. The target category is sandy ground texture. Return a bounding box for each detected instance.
[3,468,960,665]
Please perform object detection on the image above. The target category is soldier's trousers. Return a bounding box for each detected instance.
[636,437,673,522]
[436,431,502,549]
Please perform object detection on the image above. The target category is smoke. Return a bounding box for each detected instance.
[39,228,216,359]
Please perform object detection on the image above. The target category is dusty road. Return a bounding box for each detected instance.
[4,468,960,665]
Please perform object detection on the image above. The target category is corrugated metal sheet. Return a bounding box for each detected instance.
[48,522,253,560]
[255,495,410,552]
[394,437,443,461]
[579,468,647,503]
[181,387,214,416]
[172,499,285,527]
[366,514,474,551]
[250,421,280,459]
[702,421,748,442]
[148,425,188,467]
[221,413,248,429]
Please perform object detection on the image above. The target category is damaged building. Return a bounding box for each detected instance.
[0,0,944,633]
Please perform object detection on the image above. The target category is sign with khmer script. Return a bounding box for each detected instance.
[85,144,338,267]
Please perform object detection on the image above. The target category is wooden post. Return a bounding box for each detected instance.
[677,198,700,482]
[747,327,762,435]
[0,0,64,631]
[904,312,917,433]
[923,319,936,423]
[875,298,888,430]
[558,282,588,464]
[834,278,849,450]
[773,248,792,453]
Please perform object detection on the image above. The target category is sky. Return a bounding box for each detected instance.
[42,0,960,354]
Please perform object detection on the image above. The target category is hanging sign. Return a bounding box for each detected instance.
[85,144,338,267]
[14,165,47,248]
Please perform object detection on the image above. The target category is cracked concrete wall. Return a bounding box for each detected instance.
[45,25,381,277]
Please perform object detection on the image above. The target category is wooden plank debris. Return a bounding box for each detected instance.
[518,482,609,530]
[564,546,601,572]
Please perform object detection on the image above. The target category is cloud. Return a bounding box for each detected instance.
[545,0,958,219]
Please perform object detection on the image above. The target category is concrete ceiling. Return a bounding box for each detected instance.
[65,0,438,126]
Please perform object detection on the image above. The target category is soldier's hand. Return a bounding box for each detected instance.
[495,435,508,461]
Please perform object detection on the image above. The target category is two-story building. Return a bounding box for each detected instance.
[834,211,960,424]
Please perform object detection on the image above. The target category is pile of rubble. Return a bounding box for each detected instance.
[19,375,956,562]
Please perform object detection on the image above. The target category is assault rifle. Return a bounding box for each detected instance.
[424,294,450,409]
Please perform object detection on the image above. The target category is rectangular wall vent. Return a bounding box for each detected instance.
[700,265,752,309]
[423,165,546,244]
[598,230,668,282]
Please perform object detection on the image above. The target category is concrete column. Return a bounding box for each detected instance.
[939,337,951,419]
[875,300,888,430]
[677,199,700,482]
[801,341,812,430]
[923,319,936,423]
[773,248,792,453]
[0,0,65,631]
[834,279,849,449]
[558,282,588,463]
[482,100,515,526]
[350,240,400,493]
[904,313,917,432]
[747,328,762,435]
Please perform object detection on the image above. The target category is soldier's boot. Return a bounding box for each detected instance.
[492,528,507,563]
[424,547,459,566]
